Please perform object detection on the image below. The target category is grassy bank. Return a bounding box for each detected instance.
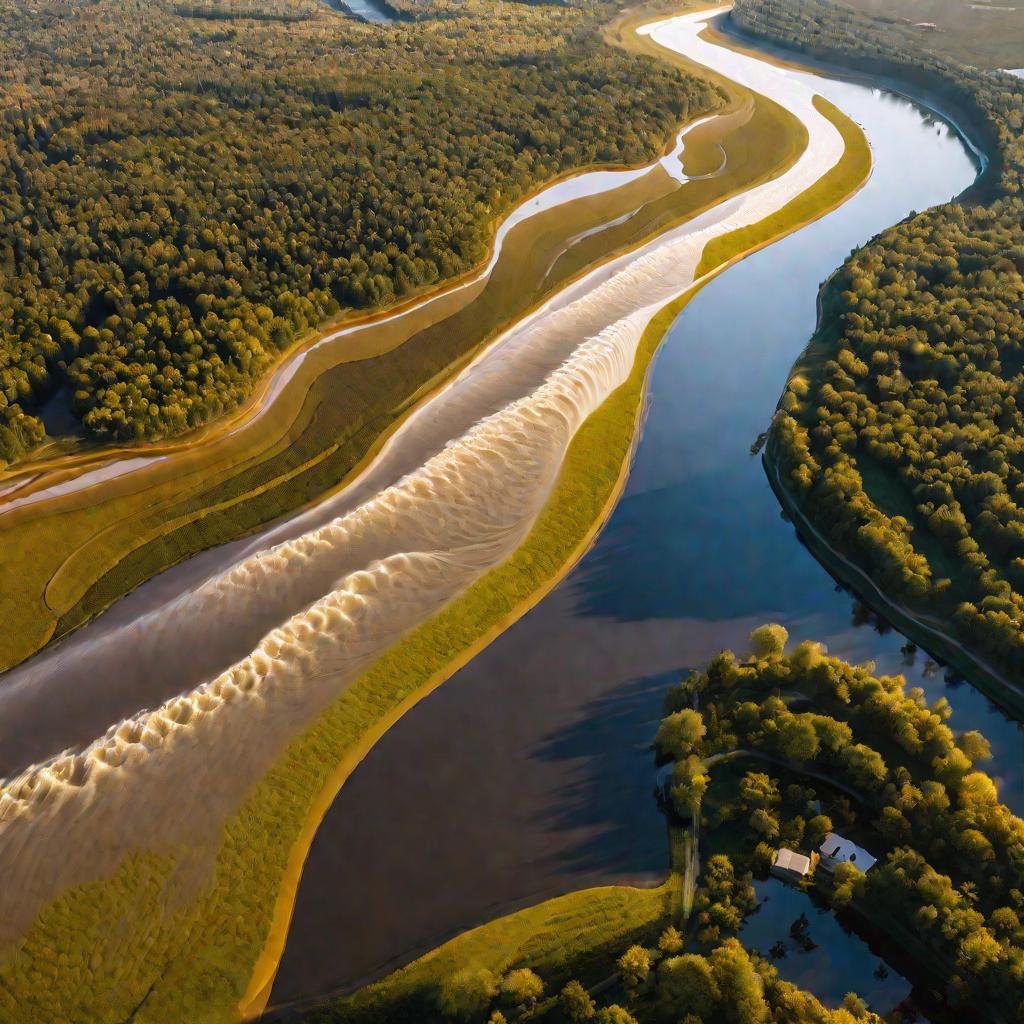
[0,21,813,673]
[0,17,872,1024]
[300,883,679,1024]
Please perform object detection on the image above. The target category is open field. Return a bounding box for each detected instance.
[841,0,1024,69]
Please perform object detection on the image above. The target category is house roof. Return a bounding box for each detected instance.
[819,832,876,872]
[772,847,812,876]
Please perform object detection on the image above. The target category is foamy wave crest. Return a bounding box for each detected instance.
[0,5,850,946]
[0,296,657,942]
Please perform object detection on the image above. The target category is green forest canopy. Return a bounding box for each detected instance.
[735,0,1024,686]
[0,0,720,461]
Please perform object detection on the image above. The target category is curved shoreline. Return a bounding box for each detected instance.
[765,451,1024,717]
[743,5,1024,720]
[0,93,781,675]
[0,9,875,1024]
[0,118,707,502]
[714,14,992,187]
[248,26,874,1022]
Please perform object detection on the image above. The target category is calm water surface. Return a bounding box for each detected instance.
[324,0,394,23]
[740,879,911,1010]
[267,71,1021,1014]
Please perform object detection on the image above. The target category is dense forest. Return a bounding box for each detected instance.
[655,626,1024,1020]
[735,0,1024,686]
[0,0,720,461]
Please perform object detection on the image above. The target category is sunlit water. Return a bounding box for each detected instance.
[0,10,859,962]
[268,56,1018,1016]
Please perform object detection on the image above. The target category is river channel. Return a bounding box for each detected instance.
[267,38,1019,1017]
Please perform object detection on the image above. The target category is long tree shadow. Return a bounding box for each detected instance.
[526,668,681,879]
[569,475,828,624]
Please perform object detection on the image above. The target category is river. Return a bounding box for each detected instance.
[0,10,862,1006]
[266,36,1020,1017]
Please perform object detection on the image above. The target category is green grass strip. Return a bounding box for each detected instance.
[0,90,869,1024]
[308,882,678,1024]
[696,95,872,278]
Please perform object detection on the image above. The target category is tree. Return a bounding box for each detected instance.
[775,716,820,763]
[658,954,721,1018]
[749,807,780,840]
[657,925,684,955]
[438,968,500,1021]
[805,813,833,849]
[671,757,709,818]
[616,945,651,990]
[655,709,706,761]
[500,968,543,1008]
[842,743,887,791]
[709,940,769,1024]
[559,980,595,1022]
[739,773,779,810]
[593,1007,638,1024]
[749,624,788,659]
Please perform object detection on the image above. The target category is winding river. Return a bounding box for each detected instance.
[265,21,1021,1019]
[0,8,1018,1023]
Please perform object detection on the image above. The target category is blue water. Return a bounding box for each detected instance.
[267,66,1021,1014]
[740,879,911,1012]
[324,0,394,24]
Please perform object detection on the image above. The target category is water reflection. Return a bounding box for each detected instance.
[268,63,1019,1015]
[740,879,912,1013]
[322,0,395,24]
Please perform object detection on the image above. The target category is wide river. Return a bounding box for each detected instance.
[266,31,1022,1018]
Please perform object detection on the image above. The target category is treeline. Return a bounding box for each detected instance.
[171,2,319,23]
[318,908,888,1024]
[734,0,1024,685]
[0,0,720,462]
[659,626,1024,1020]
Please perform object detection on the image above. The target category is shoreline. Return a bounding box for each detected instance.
[240,25,874,1016]
[0,74,789,676]
[0,7,875,1022]
[0,102,715,492]
[719,13,996,196]
[764,448,1024,720]
[744,6,1024,720]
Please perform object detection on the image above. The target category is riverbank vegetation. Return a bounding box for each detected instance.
[0,0,720,462]
[664,626,1024,1019]
[0,2,814,676]
[297,629,1024,1023]
[838,0,1024,70]
[738,0,1024,711]
[0,46,875,1018]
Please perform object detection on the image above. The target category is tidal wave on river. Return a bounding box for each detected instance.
[0,7,848,952]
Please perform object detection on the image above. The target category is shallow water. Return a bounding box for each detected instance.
[323,0,395,23]
[267,59,1020,1013]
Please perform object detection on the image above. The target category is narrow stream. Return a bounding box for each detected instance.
[268,57,1020,1015]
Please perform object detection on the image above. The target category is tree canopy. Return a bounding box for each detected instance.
[0,0,720,462]
[736,0,1024,690]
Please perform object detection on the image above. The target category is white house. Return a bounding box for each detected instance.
[819,833,876,873]
[771,847,813,882]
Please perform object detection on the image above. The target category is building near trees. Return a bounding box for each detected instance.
[819,833,876,873]
[771,848,814,882]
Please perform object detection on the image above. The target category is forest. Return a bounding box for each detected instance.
[311,628,1023,1023]
[654,626,1024,1021]
[0,0,719,461]
[735,0,1024,686]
